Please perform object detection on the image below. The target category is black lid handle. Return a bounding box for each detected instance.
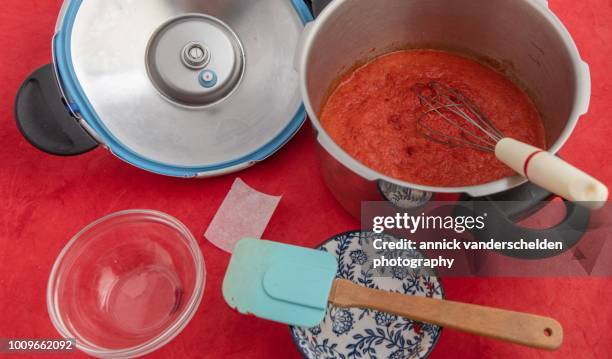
[14,63,97,156]
[311,0,334,17]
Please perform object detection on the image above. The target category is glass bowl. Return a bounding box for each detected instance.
[47,210,205,358]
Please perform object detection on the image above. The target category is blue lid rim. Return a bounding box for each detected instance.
[54,0,314,178]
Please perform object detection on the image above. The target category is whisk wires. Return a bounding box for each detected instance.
[412,81,504,152]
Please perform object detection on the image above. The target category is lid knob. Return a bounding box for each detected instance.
[146,14,245,107]
[182,42,211,69]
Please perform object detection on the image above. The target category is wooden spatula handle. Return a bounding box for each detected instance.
[329,279,563,350]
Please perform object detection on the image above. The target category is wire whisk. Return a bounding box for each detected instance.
[409,81,607,208]
[412,81,504,152]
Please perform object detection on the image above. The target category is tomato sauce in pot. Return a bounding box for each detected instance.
[320,50,546,187]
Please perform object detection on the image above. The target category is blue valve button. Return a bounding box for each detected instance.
[199,70,218,88]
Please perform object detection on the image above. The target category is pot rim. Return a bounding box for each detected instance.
[300,0,591,197]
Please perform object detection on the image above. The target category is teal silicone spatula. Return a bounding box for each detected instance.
[223,239,563,350]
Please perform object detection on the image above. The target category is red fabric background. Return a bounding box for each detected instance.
[0,1,611,358]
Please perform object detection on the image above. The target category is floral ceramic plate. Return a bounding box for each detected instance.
[290,231,444,359]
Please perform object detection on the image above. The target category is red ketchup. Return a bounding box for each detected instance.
[320,50,546,187]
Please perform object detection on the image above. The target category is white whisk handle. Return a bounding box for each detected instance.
[495,138,608,209]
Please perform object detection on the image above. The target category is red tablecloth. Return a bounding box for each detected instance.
[1,1,611,358]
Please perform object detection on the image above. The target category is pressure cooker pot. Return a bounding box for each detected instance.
[300,0,592,217]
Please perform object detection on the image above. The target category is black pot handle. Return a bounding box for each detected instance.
[460,182,590,259]
[15,63,98,156]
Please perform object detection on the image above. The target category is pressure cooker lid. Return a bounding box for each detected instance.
[54,0,312,177]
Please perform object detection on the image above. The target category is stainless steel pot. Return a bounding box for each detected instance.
[299,0,592,217]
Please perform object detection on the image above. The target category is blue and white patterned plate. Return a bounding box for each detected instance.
[290,231,444,359]
[378,181,433,210]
